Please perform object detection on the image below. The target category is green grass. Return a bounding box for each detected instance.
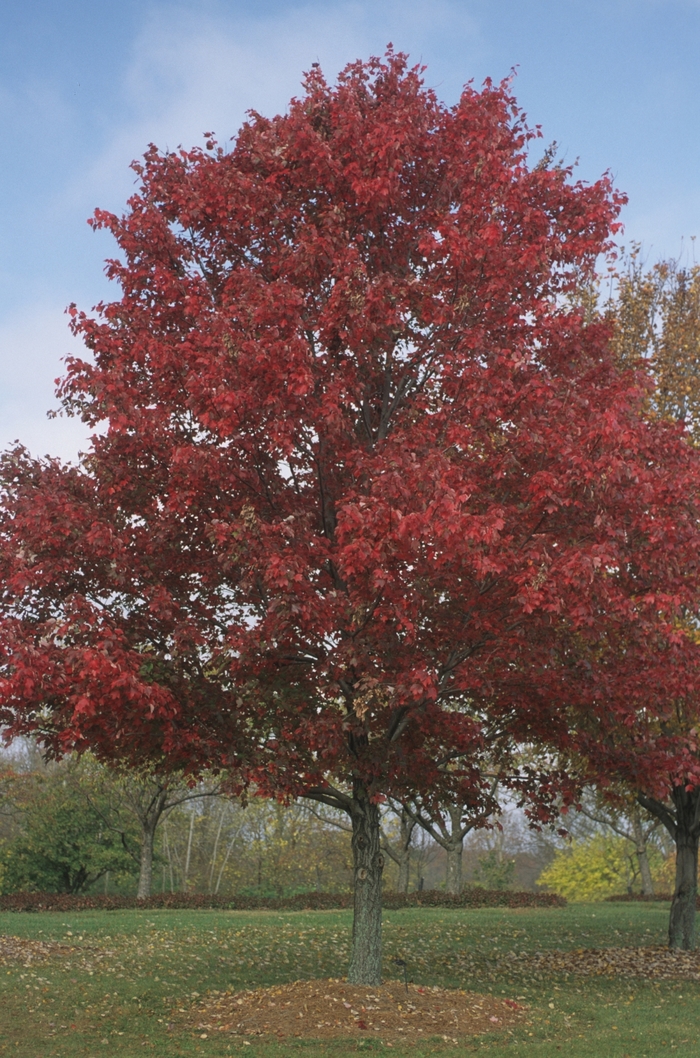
[0,901,693,1057]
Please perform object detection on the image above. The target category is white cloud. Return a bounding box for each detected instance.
[67,0,481,212]
[0,306,91,462]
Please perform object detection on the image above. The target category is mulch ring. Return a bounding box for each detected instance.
[0,935,77,967]
[185,979,527,1043]
[516,946,700,981]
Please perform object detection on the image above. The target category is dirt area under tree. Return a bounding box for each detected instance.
[184,978,526,1043]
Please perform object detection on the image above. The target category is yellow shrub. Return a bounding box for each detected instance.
[538,835,667,902]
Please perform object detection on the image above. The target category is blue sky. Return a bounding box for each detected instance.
[2,0,699,460]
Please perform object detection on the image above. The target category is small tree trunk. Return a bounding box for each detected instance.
[445,841,463,894]
[164,818,175,893]
[135,786,169,900]
[348,781,383,985]
[636,845,654,896]
[630,805,654,897]
[183,806,195,892]
[397,850,411,894]
[444,806,464,894]
[669,787,700,951]
[215,830,239,894]
[396,809,414,893]
[208,804,226,894]
[137,819,157,899]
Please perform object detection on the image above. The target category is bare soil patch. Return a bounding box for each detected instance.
[516,946,700,981]
[186,979,527,1043]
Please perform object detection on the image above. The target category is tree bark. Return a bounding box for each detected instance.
[445,842,463,894]
[164,818,175,893]
[381,806,414,894]
[397,809,414,894]
[397,849,411,894]
[669,786,700,950]
[183,805,195,892]
[208,804,226,894]
[135,786,169,900]
[348,781,384,985]
[444,806,464,894]
[630,804,654,897]
[137,819,157,900]
[639,787,700,951]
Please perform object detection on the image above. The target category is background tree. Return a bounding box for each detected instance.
[400,784,498,895]
[380,804,417,894]
[157,796,354,895]
[563,249,700,947]
[609,250,700,440]
[538,834,641,902]
[4,51,700,983]
[537,786,674,901]
[88,764,223,899]
[576,792,662,897]
[0,760,136,894]
[562,701,700,948]
[474,847,516,891]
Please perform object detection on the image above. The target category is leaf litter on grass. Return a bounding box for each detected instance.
[5,911,700,1053]
[0,935,79,966]
[510,946,700,980]
[183,978,527,1043]
[6,929,700,984]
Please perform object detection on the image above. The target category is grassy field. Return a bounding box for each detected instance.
[0,900,693,1057]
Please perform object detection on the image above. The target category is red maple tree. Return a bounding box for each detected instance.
[3,51,700,978]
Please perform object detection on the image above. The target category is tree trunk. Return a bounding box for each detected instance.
[445,842,463,894]
[397,850,411,894]
[639,787,700,951]
[215,830,239,894]
[395,809,414,893]
[670,836,698,949]
[164,818,175,893]
[348,782,384,985]
[630,804,654,897]
[208,804,226,894]
[445,806,464,894]
[183,806,195,892]
[669,787,700,950]
[134,786,170,900]
[380,806,414,894]
[137,819,157,899]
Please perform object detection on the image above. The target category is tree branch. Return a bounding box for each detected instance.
[303,784,354,815]
[637,793,676,840]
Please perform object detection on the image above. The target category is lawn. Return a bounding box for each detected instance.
[0,901,692,1057]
